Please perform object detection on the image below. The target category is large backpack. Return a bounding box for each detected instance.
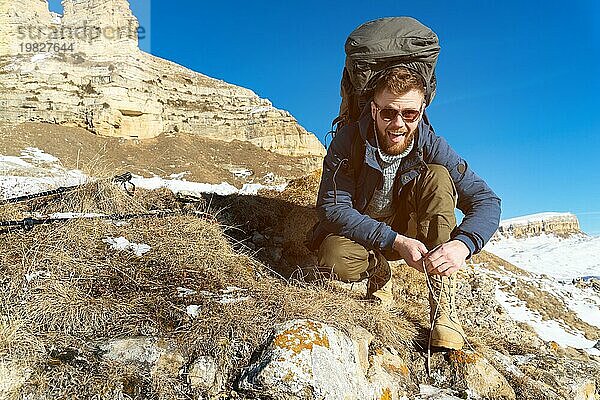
[332,17,441,133]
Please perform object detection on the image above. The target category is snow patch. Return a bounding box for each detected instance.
[229,167,253,179]
[239,182,287,195]
[131,175,287,197]
[44,212,105,219]
[177,287,197,298]
[495,287,599,355]
[103,237,151,256]
[485,233,600,281]
[168,171,190,180]
[481,265,600,337]
[186,305,201,318]
[0,156,34,169]
[0,149,87,201]
[198,286,251,305]
[25,270,51,282]
[20,147,59,163]
[417,385,462,399]
[0,173,87,201]
[30,53,53,63]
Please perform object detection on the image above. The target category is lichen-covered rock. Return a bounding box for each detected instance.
[447,350,516,399]
[188,356,218,390]
[100,337,185,379]
[369,347,417,397]
[238,319,398,400]
[572,380,597,400]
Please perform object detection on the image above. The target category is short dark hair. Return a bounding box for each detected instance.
[374,67,425,98]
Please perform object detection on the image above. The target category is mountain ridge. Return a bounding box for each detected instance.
[0,0,325,163]
[492,212,583,240]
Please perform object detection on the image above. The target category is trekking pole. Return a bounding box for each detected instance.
[0,185,82,205]
[0,209,218,235]
[0,172,135,205]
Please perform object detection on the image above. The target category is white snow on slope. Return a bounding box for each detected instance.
[103,236,151,256]
[485,233,600,281]
[131,175,287,196]
[495,287,599,356]
[480,266,600,355]
[0,148,87,199]
[0,149,287,203]
[484,214,600,354]
[20,147,60,163]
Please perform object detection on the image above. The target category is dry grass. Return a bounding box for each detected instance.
[0,177,423,398]
[2,172,591,399]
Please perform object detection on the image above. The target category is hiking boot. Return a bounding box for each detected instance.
[428,273,465,350]
[366,254,394,309]
[368,279,394,310]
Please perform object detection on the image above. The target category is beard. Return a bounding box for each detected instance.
[375,125,416,156]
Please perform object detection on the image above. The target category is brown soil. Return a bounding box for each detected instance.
[0,122,320,185]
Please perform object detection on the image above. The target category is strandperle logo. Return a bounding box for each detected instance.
[17,21,146,42]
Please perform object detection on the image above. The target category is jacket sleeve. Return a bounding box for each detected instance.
[316,128,397,251]
[425,130,501,256]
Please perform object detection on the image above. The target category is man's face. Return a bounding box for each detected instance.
[371,88,425,156]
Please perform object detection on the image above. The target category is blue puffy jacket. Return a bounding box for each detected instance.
[309,109,501,257]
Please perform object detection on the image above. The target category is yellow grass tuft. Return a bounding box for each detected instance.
[0,179,422,397]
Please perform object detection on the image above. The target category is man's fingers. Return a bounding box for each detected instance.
[439,265,459,276]
[428,261,450,275]
[425,254,448,270]
[425,244,446,262]
[426,251,444,263]
[417,243,428,256]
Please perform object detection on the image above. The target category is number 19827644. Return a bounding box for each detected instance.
[20,43,75,53]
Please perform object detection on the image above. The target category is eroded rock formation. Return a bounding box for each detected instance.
[493,213,582,240]
[0,0,325,161]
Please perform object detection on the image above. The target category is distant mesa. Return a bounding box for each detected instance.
[493,212,582,240]
[0,0,325,164]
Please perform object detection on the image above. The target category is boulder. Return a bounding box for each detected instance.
[100,337,185,379]
[448,350,516,400]
[238,319,399,400]
[188,356,218,390]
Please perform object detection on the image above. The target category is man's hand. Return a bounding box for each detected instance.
[392,234,428,272]
[424,240,470,276]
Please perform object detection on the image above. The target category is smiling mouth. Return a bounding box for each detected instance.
[387,131,407,142]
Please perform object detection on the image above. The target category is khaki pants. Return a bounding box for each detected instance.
[317,164,457,290]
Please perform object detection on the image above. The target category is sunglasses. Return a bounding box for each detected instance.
[372,101,424,123]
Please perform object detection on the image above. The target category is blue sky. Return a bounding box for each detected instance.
[48,1,600,235]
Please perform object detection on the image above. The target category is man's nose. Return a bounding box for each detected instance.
[388,114,406,128]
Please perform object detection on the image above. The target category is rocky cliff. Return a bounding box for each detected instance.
[492,212,582,240]
[0,0,325,161]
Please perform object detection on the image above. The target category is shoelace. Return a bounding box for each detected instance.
[423,259,476,376]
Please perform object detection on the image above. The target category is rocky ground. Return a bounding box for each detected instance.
[0,135,598,398]
[4,1,596,397]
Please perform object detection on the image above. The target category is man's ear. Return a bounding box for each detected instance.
[370,101,377,121]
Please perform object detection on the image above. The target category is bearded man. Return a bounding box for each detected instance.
[308,66,501,350]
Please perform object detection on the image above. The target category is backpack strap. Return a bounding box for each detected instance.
[350,128,366,184]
